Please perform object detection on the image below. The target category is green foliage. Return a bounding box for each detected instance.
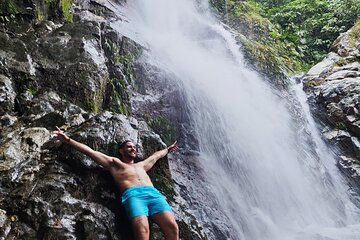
[209,0,227,14]
[222,0,360,75]
[60,0,73,22]
[104,39,135,81]
[0,0,19,15]
[257,0,360,64]
[224,0,307,78]
[37,0,73,22]
[116,53,135,83]
[27,83,38,96]
[152,174,176,202]
[108,78,130,115]
[304,80,321,88]
[147,116,178,145]
[335,122,347,130]
[0,0,19,22]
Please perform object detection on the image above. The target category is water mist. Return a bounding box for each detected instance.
[117,0,360,239]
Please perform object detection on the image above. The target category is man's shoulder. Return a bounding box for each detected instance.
[109,157,125,167]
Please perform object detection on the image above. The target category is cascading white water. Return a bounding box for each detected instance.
[118,0,360,239]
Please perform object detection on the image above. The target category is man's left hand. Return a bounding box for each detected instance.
[167,141,179,153]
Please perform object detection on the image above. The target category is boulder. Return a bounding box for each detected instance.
[0,0,206,238]
[303,22,360,193]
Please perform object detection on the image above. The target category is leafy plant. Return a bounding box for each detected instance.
[0,0,19,15]
[256,0,360,64]
[0,0,19,22]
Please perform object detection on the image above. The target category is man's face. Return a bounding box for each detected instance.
[119,141,137,160]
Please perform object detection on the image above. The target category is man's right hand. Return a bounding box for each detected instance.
[53,126,70,144]
[167,141,179,153]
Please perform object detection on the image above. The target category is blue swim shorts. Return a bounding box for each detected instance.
[121,186,172,219]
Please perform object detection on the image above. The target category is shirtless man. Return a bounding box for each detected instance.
[53,126,179,240]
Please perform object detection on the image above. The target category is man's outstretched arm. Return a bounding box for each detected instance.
[142,141,178,171]
[53,126,114,169]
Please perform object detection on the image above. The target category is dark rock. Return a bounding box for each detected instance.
[0,74,16,115]
[0,0,207,239]
[304,23,360,196]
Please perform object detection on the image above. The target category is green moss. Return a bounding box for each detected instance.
[119,53,135,81]
[147,116,178,145]
[0,0,20,22]
[106,78,130,115]
[103,38,135,82]
[119,102,129,115]
[334,56,358,67]
[335,122,347,130]
[60,0,72,22]
[104,39,121,64]
[141,135,177,202]
[27,83,38,96]
[209,0,227,14]
[335,58,348,67]
[304,80,320,88]
[92,87,105,113]
[242,39,289,82]
[109,93,129,115]
[225,0,309,80]
[87,78,107,113]
[33,0,72,22]
[152,174,176,202]
[77,64,105,113]
[35,8,45,21]
[0,0,19,15]
[104,39,135,67]
[349,20,360,48]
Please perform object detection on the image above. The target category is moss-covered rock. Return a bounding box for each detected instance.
[0,0,72,23]
[209,0,309,85]
[0,0,23,20]
[349,20,360,48]
[302,22,360,198]
[147,115,179,145]
[101,29,142,116]
[103,78,130,115]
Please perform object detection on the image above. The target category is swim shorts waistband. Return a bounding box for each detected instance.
[121,186,161,203]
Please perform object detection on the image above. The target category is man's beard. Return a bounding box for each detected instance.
[124,152,136,160]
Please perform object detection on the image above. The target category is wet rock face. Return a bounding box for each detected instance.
[0,74,15,114]
[0,94,125,239]
[0,0,206,239]
[0,1,137,114]
[303,23,360,191]
[0,93,175,239]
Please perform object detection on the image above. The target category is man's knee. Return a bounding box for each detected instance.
[133,224,150,240]
[137,225,150,235]
[132,217,150,239]
[167,220,179,235]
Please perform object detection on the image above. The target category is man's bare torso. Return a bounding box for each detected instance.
[109,157,153,192]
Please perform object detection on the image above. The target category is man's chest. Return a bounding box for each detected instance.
[110,164,147,179]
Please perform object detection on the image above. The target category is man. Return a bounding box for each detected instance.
[53,126,179,240]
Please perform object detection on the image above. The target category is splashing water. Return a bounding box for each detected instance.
[118,0,360,239]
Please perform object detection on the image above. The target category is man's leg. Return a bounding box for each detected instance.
[151,211,179,240]
[131,216,150,240]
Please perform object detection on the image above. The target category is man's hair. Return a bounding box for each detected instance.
[117,140,137,161]
[118,140,132,150]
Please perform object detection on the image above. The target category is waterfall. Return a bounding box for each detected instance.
[118,0,360,239]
